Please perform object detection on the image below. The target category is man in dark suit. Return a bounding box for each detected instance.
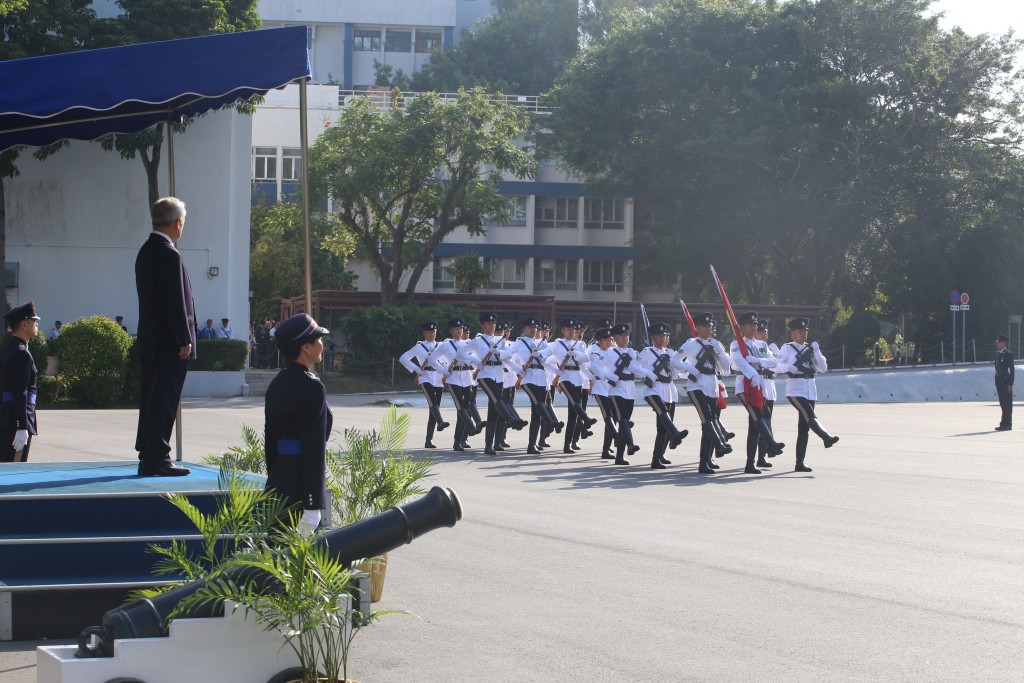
[135,196,196,476]
[0,301,40,462]
[994,333,1014,431]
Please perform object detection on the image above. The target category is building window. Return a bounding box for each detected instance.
[486,196,527,227]
[484,258,527,290]
[583,260,625,292]
[415,30,442,53]
[535,197,578,228]
[534,259,578,292]
[353,28,381,52]
[253,146,277,180]
[584,198,624,229]
[384,29,411,52]
[433,256,455,289]
[281,147,302,181]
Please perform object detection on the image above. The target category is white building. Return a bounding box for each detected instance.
[252,0,635,301]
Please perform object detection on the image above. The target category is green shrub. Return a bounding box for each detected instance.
[36,375,66,405]
[192,339,249,371]
[57,316,132,407]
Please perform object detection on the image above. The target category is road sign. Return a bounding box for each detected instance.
[960,304,970,311]
[950,305,960,311]
[960,292,970,305]
[950,289,960,305]
[1010,314,1022,324]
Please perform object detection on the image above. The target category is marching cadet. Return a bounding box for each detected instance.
[636,322,691,469]
[547,318,598,453]
[460,313,528,455]
[754,318,781,465]
[0,301,40,462]
[994,333,1014,430]
[399,321,450,449]
[711,320,735,444]
[588,328,619,459]
[494,320,519,451]
[775,317,838,472]
[595,323,644,465]
[571,319,593,451]
[425,318,483,451]
[511,318,563,454]
[537,321,557,448]
[679,313,733,474]
[730,312,785,474]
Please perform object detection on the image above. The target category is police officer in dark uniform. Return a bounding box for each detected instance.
[994,333,1014,431]
[0,301,40,462]
[264,313,333,535]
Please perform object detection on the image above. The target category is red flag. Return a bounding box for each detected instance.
[678,299,698,338]
[710,265,764,409]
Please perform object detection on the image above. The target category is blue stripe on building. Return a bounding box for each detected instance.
[343,23,354,89]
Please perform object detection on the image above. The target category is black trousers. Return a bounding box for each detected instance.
[559,382,583,449]
[574,388,590,443]
[788,396,816,464]
[521,382,557,447]
[736,392,770,464]
[0,432,31,462]
[757,399,775,458]
[609,396,635,458]
[477,377,512,449]
[593,394,617,454]
[997,381,1013,427]
[419,383,444,441]
[136,357,189,465]
[495,385,516,444]
[446,384,475,445]
[644,395,676,459]
[687,390,717,468]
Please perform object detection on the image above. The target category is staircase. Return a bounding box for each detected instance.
[0,461,265,641]
[244,369,278,397]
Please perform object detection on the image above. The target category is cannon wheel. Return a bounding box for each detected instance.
[266,668,308,683]
[104,679,147,683]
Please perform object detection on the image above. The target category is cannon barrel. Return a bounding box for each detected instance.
[77,486,463,658]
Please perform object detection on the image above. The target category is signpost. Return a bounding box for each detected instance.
[950,290,960,363]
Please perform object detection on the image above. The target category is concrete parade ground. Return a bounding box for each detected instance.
[1,396,1022,682]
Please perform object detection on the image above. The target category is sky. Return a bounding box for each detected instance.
[930,0,1024,38]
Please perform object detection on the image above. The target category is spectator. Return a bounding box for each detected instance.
[198,319,217,340]
[217,317,233,339]
[115,315,128,333]
[49,320,62,341]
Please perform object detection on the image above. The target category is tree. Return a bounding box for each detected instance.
[308,88,537,305]
[249,201,357,322]
[447,252,492,294]
[547,0,1024,338]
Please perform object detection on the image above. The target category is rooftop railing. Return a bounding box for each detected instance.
[338,88,552,115]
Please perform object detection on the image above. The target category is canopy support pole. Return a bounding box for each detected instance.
[299,78,313,317]
[167,115,184,463]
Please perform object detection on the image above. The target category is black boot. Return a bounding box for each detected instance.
[809,418,839,448]
[651,455,667,469]
[754,418,785,455]
[756,456,772,468]
[703,421,732,457]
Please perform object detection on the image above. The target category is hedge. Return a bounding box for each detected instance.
[57,316,132,407]
[192,339,249,371]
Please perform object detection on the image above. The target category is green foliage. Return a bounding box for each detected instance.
[36,375,65,405]
[56,316,132,407]
[333,303,478,370]
[309,89,537,304]
[204,424,266,474]
[326,406,434,527]
[447,252,492,294]
[191,339,249,371]
[131,469,288,602]
[26,330,47,369]
[250,201,358,322]
[373,59,411,90]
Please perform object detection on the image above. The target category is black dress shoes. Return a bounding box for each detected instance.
[138,462,191,477]
[995,425,1012,431]
[601,451,615,460]
[424,441,437,449]
[651,460,667,470]
[484,447,497,455]
[795,463,813,472]
[527,446,542,455]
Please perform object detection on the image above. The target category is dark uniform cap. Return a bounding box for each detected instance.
[447,318,466,329]
[574,319,585,330]
[560,318,578,329]
[594,318,613,328]
[276,313,329,355]
[495,321,507,332]
[521,317,539,329]
[540,321,551,331]
[503,319,513,329]
[422,321,438,331]
[757,319,770,332]
[737,312,758,325]
[789,317,810,330]
[4,301,41,325]
[649,322,671,336]
[479,313,497,323]
[996,334,1009,343]
[595,328,613,340]
[611,323,631,336]
[692,312,714,327]
[221,318,229,323]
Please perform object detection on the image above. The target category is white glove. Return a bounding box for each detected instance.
[12,429,28,451]
[749,373,763,389]
[811,341,820,352]
[298,509,322,536]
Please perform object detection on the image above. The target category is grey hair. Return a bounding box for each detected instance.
[151,197,186,227]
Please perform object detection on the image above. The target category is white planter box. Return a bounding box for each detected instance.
[182,370,247,398]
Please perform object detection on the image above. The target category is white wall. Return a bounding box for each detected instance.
[259,0,456,25]
[4,110,253,337]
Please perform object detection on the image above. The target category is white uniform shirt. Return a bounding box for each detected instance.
[217,326,232,339]
[459,334,511,383]
[730,337,765,395]
[747,339,779,401]
[678,336,731,397]
[426,338,475,388]
[775,341,828,400]
[546,338,590,387]
[509,336,551,388]
[399,340,444,387]
[587,346,611,397]
[637,346,693,403]
[595,347,644,400]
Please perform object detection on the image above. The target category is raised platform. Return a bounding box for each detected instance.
[0,461,265,641]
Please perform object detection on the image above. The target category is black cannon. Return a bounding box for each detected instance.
[76,486,463,659]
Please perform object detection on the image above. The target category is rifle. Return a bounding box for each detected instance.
[640,303,653,347]
[709,264,764,409]
[472,335,504,381]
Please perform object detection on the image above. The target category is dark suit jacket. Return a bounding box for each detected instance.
[0,335,37,435]
[135,232,197,361]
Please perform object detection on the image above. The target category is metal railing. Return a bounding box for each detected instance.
[337,88,552,115]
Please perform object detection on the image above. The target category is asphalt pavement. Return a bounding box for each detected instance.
[2,396,1022,682]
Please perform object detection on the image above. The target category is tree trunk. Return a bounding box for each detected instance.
[140,137,163,206]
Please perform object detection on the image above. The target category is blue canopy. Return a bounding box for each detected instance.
[0,26,311,153]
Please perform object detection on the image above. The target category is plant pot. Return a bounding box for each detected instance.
[266,668,359,683]
[355,553,388,603]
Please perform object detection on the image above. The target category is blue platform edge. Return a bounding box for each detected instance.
[0,461,266,499]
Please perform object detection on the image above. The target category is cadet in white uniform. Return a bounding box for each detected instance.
[774,317,839,472]
[679,313,733,474]
[754,319,781,464]
[594,323,644,465]
[510,318,562,453]
[547,318,598,454]
[459,313,527,455]
[425,318,483,451]
[636,322,692,469]
[588,327,618,460]
[730,311,785,474]
[398,320,449,448]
